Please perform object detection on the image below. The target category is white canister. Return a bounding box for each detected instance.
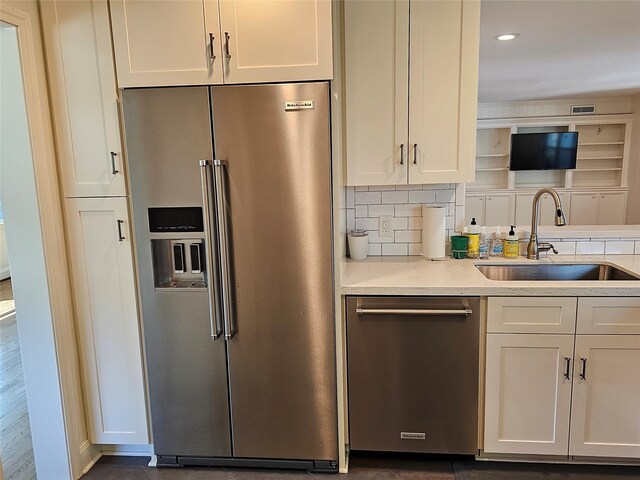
[348,230,369,260]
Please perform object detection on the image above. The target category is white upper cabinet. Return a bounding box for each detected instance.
[344,0,408,185]
[408,0,479,184]
[41,0,125,197]
[110,0,223,87]
[345,0,480,186]
[110,0,332,87]
[219,0,333,84]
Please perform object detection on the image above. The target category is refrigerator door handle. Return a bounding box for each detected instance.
[213,159,235,340]
[199,159,223,340]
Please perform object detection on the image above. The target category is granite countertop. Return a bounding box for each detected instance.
[341,254,640,296]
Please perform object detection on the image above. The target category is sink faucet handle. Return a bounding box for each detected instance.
[539,242,559,255]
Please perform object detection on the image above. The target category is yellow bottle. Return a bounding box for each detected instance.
[503,225,519,259]
[466,218,480,258]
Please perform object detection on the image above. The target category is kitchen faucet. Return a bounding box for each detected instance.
[527,187,567,259]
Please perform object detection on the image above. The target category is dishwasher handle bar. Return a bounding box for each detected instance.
[356,307,472,317]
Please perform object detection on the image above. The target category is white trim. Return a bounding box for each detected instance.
[0,268,9,280]
[78,440,101,476]
[100,444,154,457]
[0,2,87,479]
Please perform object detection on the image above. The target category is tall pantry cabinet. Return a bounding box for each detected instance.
[41,0,148,445]
[344,0,480,185]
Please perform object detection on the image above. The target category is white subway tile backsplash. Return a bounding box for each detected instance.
[395,204,422,217]
[382,190,409,204]
[353,183,461,256]
[408,190,436,204]
[356,217,379,231]
[392,217,408,230]
[368,204,395,217]
[604,241,635,255]
[445,216,455,230]
[555,241,577,255]
[408,216,423,230]
[395,230,421,243]
[346,186,355,208]
[576,241,605,255]
[382,243,408,256]
[346,208,356,232]
[367,231,395,244]
[355,191,381,204]
[636,241,640,255]
[368,243,382,256]
[455,183,465,206]
[355,205,368,217]
[435,189,455,204]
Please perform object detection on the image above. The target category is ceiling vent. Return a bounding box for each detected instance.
[571,105,596,115]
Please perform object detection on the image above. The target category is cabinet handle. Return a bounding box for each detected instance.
[224,32,231,60]
[209,33,216,60]
[110,151,119,174]
[563,357,571,380]
[400,144,404,165]
[579,357,587,380]
[413,143,418,165]
[116,219,125,241]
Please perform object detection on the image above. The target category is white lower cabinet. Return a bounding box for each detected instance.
[65,197,148,444]
[484,334,574,455]
[569,335,640,458]
[465,193,514,227]
[570,191,627,225]
[485,296,640,460]
[515,192,570,226]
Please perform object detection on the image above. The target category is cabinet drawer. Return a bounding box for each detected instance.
[577,297,640,334]
[487,297,577,334]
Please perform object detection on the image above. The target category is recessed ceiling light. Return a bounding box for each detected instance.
[495,33,520,41]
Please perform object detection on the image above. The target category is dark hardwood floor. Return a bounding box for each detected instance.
[81,454,640,480]
[0,278,36,480]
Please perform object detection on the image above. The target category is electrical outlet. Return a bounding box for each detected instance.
[379,216,393,237]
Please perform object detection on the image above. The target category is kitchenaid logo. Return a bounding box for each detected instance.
[285,100,314,111]
[400,432,426,440]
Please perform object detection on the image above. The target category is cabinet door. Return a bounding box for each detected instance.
[65,197,148,444]
[484,334,574,455]
[465,194,485,226]
[345,0,408,185]
[570,335,640,458]
[219,0,332,84]
[577,297,640,335]
[408,0,480,184]
[41,0,125,197]
[597,191,627,225]
[540,192,569,226]
[485,194,514,227]
[514,193,534,226]
[110,0,223,87]
[570,192,598,225]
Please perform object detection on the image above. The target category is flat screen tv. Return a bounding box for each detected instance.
[509,132,578,171]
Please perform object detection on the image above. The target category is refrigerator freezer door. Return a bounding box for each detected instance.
[210,83,337,461]
[122,87,232,457]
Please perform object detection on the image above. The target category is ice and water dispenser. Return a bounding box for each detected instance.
[149,207,209,290]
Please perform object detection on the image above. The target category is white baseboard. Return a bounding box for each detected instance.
[100,444,154,457]
[0,268,9,281]
[79,440,101,477]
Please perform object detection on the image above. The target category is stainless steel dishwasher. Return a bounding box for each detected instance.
[346,296,480,455]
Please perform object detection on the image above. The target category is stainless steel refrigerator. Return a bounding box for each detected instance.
[121,83,337,471]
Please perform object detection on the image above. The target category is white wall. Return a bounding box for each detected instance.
[627,97,640,224]
[0,21,72,480]
[0,222,9,280]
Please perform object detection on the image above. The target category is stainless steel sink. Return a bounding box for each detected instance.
[476,263,640,281]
